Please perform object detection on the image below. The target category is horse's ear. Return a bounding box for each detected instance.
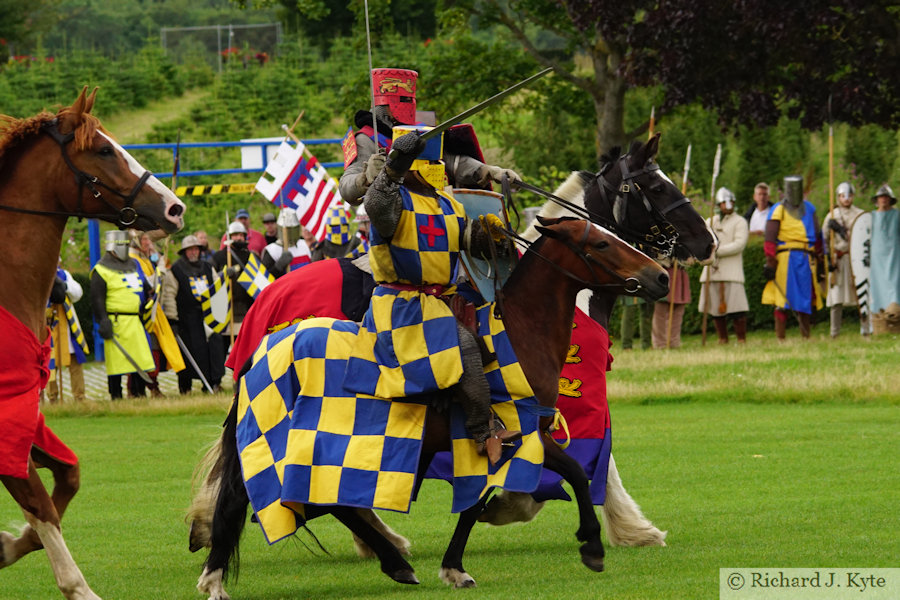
[84,87,99,114]
[534,224,559,240]
[70,86,90,117]
[644,132,661,162]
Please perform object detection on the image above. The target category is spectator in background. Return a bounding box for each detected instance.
[822,182,864,337]
[261,208,313,278]
[46,261,88,403]
[219,207,267,254]
[163,235,225,394]
[698,188,750,344]
[194,230,214,263]
[869,184,900,317]
[762,175,824,340]
[652,265,691,349]
[262,211,279,245]
[213,221,260,351]
[744,182,773,235]
[619,298,652,350]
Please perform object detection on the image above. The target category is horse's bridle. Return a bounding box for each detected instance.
[504,219,643,293]
[0,118,152,227]
[512,153,691,259]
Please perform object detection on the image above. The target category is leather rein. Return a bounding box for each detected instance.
[0,118,151,227]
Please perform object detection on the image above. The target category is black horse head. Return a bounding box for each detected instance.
[584,134,716,264]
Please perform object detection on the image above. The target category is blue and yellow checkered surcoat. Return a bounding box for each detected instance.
[345,185,467,399]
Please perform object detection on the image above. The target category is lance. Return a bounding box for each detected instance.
[825,95,835,289]
[700,143,722,346]
[111,335,153,384]
[387,67,553,162]
[647,106,655,140]
[225,210,235,348]
[174,333,214,394]
[666,143,691,349]
[364,0,378,144]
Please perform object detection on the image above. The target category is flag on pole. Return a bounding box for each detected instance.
[254,140,345,241]
[192,271,231,334]
[237,253,274,299]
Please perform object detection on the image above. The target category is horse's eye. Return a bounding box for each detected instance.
[596,240,609,250]
[98,146,115,157]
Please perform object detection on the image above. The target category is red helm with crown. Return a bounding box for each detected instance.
[372,68,418,125]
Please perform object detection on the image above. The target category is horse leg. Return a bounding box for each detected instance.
[197,403,248,600]
[330,506,418,584]
[601,453,667,547]
[438,496,488,588]
[1,459,101,600]
[0,449,81,564]
[351,508,411,558]
[541,434,605,572]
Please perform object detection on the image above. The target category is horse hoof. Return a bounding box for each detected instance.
[390,569,419,585]
[439,567,476,588]
[580,554,605,572]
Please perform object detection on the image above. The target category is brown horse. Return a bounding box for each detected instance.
[0,87,185,600]
[191,217,669,599]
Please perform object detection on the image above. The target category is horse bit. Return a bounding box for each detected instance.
[0,118,151,227]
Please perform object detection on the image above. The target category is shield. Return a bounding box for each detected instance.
[453,189,515,303]
[849,211,872,334]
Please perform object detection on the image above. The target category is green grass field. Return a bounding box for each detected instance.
[1,330,898,599]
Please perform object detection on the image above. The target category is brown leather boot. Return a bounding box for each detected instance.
[798,313,811,338]
[713,317,729,344]
[733,316,748,343]
[774,312,787,340]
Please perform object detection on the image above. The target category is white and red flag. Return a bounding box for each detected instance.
[255,140,346,241]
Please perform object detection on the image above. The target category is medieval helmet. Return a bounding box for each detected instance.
[836,181,855,198]
[372,68,418,125]
[227,221,247,236]
[873,183,897,205]
[783,175,804,209]
[178,235,203,256]
[325,206,351,246]
[105,230,129,261]
[392,125,446,189]
[715,187,736,210]
[276,207,300,228]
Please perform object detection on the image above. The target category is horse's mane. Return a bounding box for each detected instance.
[0,106,104,172]
[520,171,593,242]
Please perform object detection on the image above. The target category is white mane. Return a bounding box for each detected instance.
[520,171,591,242]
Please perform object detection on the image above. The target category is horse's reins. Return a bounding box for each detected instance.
[0,118,151,227]
[501,219,643,294]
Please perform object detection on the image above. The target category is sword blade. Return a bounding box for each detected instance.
[174,333,215,394]
[111,335,153,384]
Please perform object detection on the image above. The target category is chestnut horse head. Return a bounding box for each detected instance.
[0,86,185,232]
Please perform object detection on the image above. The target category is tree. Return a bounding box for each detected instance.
[443,0,899,159]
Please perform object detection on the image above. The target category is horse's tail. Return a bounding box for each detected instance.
[601,454,667,547]
[186,433,224,552]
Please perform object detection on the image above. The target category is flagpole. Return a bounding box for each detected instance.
[700,143,722,346]
[225,210,235,349]
[54,306,64,403]
[826,95,835,290]
[667,143,691,349]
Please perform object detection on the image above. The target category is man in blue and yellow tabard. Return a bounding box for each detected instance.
[762,175,825,339]
[344,127,519,464]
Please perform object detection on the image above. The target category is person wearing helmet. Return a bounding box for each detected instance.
[311,206,356,261]
[869,183,900,317]
[163,235,225,394]
[698,187,750,344]
[343,128,520,465]
[261,208,313,277]
[213,221,262,346]
[761,175,825,340]
[218,208,267,254]
[822,181,864,337]
[338,68,520,205]
[90,230,156,399]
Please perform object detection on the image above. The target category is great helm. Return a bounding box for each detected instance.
[783,175,804,209]
[276,207,300,228]
[104,230,129,260]
[392,125,446,189]
[372,68,418,125]
[325,207,351,245]
[715,187,736,210]
[227,221,247,236]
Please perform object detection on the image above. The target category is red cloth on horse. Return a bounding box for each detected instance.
[552,308,612,440]
[0,305,77,479]
[225,259,354,378]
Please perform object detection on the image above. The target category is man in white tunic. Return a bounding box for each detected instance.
[822,182,864,337]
